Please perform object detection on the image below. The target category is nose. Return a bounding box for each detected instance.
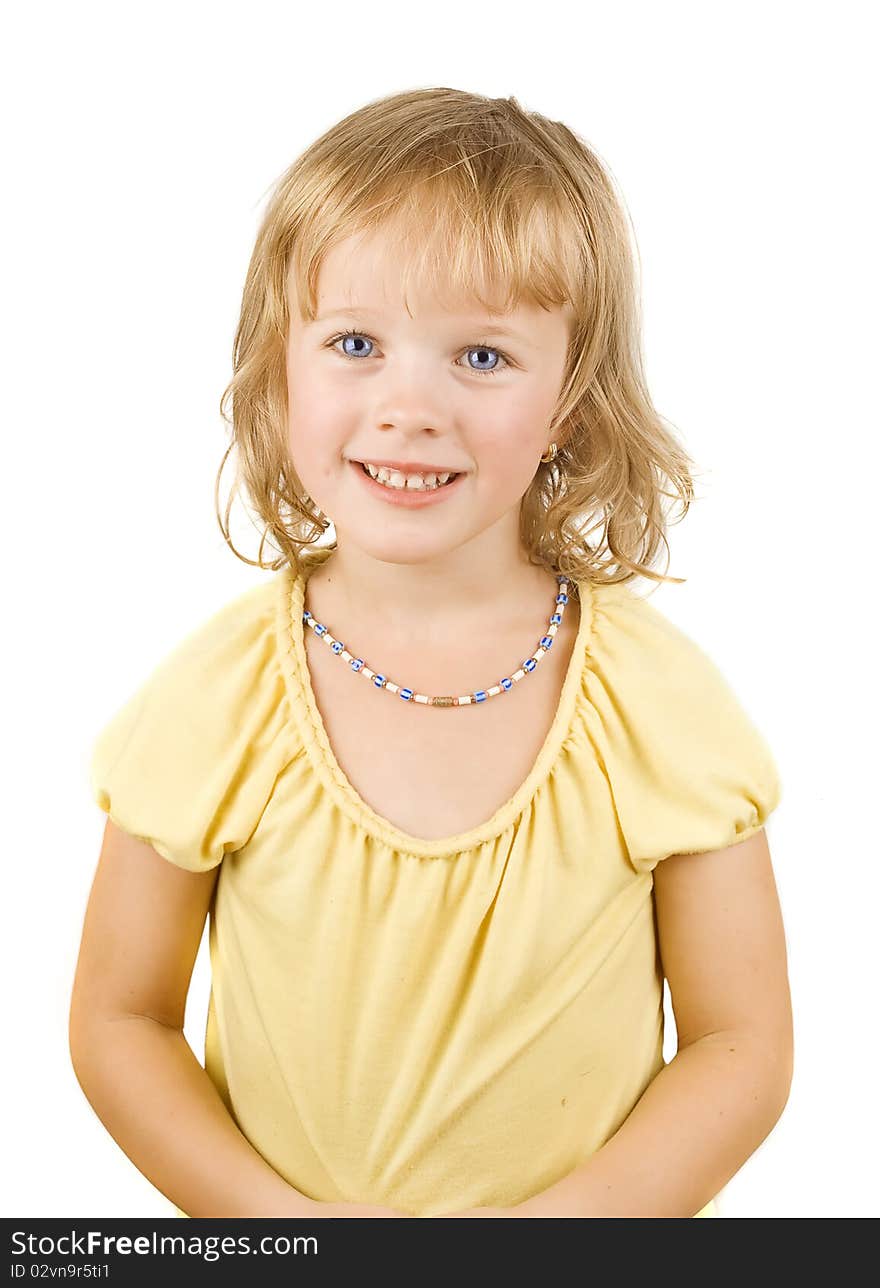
[372,355,449,434]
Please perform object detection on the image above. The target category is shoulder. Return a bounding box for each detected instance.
[150,571,289,678]
[586,577,699,646]
[88,567,301,872]
[575,577,782,873]
[583,578,743,703]
[98,568,299,751]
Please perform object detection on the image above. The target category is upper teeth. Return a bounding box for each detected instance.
[362,463,456,490]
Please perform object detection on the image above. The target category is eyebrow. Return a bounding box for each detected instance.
[314,306,536,346]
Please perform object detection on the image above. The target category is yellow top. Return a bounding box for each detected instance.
[89,548,781,1219]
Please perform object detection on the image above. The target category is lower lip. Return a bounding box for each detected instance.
[350,461,467,507]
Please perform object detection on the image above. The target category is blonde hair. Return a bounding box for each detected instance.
[216,86,700,589]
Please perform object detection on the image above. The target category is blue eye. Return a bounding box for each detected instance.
[326,329,511,377]
[465,345,505,375]
[336,332,373,359]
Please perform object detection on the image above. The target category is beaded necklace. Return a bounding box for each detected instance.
[302,574,572,708]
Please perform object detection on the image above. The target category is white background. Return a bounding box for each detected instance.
[3,0,877,1219]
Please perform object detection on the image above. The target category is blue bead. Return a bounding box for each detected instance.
[331,641,344,654]
[475,691,487,701]
[315,623,327,636]
[400,688,413,700]
[373,674,386,687]
[524,658,537,672]
[540,636,552,648]
[555,592,568,605]
[351,659,364,671]
[500,677,512,690]
[551,613,561,625]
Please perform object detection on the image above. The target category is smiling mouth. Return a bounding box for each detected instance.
[349,459,468,506]
[356,462,461,491]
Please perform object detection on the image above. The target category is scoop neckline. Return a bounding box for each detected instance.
[275,549,594,859]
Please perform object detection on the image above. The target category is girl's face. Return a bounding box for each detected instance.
[285,226,573,567]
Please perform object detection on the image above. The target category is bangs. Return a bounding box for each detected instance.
[289,171,581,326]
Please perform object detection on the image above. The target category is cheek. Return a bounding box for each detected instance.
[476,402,549,482]
[286,380,351,462]
[286,350,350,430]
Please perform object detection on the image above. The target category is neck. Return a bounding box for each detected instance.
[302,544,559,648]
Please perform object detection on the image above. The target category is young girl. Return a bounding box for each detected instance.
[71,87,792,1220]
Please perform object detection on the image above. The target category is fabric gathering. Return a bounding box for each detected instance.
[88,546,782,1219]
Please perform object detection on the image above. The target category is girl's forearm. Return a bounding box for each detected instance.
[517,1031,793,1217]
[70,1014,316,1218]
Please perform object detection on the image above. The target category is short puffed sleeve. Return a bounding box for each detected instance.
[88,574,296,872]
[578,582,783,874]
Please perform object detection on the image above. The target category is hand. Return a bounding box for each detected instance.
[510,1194,591,1217]
[433,1205,516,1218]
[314,1200,413,1218]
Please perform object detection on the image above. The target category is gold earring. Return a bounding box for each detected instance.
[540,442,558,464]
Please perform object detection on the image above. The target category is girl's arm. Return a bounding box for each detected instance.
[69,821,403,1218]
